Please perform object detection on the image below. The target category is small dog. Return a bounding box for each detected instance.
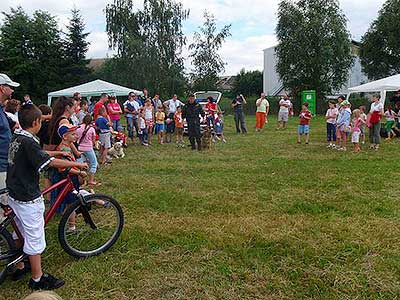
[201,126,212,150]
[107,141,125,159]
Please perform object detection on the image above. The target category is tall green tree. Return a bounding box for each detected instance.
[0,7,34,98]
[189,11,231,91]
[0,7,66,102]
[360,0,400,80]
[232,69,263,96]
[275,0,353,99]
[63,8,91,85]
[104,0,188,98]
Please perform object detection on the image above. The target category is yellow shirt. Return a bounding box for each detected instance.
[156,111,165,124]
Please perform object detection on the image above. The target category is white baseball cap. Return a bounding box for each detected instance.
[0,73,20,87]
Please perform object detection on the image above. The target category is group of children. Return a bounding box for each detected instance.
[296,95,399,152]
[323,96,397,152]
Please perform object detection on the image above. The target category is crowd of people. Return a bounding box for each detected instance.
[0,71,398,294]
[0,73,231,292]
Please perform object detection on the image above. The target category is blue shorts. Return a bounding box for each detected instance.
[298,125,310,135]
[155,123,165,133]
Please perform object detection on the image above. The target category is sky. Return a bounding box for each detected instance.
[0,0,387,75]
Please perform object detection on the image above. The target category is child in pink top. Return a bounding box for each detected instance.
[351,109,365,153]
[76,114,101,186]
[107,96,122,131]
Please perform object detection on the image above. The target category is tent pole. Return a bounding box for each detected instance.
[47,96,52,106]
[381,90,387,107]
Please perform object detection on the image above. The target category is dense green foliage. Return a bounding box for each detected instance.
[232,69,263,97]
[189,12,231,91]
[101,0,188,98]
[276,0,354,99]
[62,8,92,86]
[0,7,91,103]
[360,0,400,80]
[3,116,400,300]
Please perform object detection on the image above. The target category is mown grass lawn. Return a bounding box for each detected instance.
[3,115,400,300]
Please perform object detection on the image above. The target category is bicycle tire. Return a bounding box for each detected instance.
[0,228,16,285]
[58,194,124,258]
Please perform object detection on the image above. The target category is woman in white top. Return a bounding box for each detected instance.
[5,99,20,130]
[368,95,384,150]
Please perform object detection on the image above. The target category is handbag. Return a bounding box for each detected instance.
[369,111,381,125]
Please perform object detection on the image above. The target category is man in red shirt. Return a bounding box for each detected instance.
[298,102,312,144]
[93,93,107,120]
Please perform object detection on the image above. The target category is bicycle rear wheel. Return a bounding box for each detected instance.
[0,229,16,285]
[58,194,124,258]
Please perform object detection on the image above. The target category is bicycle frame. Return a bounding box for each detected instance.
[1,176,77,237]
[41,176,76,225]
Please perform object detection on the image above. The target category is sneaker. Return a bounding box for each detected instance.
[28,273,65,290]
[326,144,332,148]
[12,262,31,281]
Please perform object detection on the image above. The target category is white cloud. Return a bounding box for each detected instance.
[220,34,278,75]
[87,31,115,59]
[0,0,389,75]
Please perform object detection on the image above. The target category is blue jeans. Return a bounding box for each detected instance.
[139,129,148,144]
[126,117,138,138]
[326,123,336,142]
[78,149,98,174]
[112,119,121,131]
[166,113,175,134]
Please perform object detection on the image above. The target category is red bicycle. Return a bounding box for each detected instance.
[0,173,124,284]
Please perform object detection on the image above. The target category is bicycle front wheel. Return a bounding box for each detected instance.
[58,194,124,258]
[0,229,16,285]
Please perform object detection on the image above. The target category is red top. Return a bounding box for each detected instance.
[205,102,217,114]
[299,110,312,125]
[174,112,184,128]
[93,101,106,120]
[107,103,122,121]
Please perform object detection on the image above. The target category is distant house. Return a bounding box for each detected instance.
[216,76,236,92]
[88,58,107,71]
[263,41,368,97]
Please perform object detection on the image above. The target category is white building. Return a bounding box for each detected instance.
[263,41,368,97]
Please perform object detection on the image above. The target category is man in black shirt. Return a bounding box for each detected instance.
[182,94,205,150]
[232,94,247,134]
[7,104,87,290]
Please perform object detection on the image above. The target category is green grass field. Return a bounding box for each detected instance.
[3,115,400,300]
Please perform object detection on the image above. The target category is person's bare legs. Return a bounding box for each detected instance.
[101,146,107,164]
[147,126,153,144]
[29,255,43,280]
[43,179,51,201]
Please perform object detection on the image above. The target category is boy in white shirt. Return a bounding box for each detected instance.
[277,94,291,130]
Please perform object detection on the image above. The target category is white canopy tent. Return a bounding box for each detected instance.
[347,74,400,105]
[47,79,143,105]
